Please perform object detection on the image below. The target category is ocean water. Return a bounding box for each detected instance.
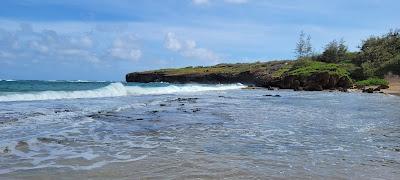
[0,80,399,179]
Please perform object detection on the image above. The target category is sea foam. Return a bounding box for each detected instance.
[0,82,245,102]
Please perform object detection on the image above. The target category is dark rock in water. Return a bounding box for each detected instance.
[32,112,46,116]
[264,94,281,97]
[55,109,72,113]
[160,104,167,107]
[378,84,389,89]
[170,97,199,104]
[15,141,29,152]
[150,110,159,114]
[136,118,144,121]
[267,86,275,90]
[37,137,64,144]
[87,114,101,118]
[3,147,10,153]
[373,86,381,91]
[192,108,201,112]
[362,88,374,93]
[338,87,348,92]
[218,95,225,98]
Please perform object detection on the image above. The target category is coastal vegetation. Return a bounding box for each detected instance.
[355,78,389,87]
[127,29,400,91]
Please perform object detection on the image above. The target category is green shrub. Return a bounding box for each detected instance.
[358,29,400,77]
[355,78,389,87]
[287,60,350,77]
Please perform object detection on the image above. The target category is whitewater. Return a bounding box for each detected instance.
[0,80,399,179]
[0,81,245,102]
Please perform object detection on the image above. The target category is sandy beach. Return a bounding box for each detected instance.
[383,75,400,96]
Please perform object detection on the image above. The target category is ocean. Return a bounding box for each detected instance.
[0,80,399,179]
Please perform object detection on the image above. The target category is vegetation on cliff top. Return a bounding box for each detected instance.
[355,78,389,87]
[287,29,400,85]
[132,29,399,88]
[147,61,289,76]
[286,60,350,78]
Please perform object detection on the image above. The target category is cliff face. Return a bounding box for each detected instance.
[280,73,352,91]
[126,71,257,84]
[126,61,288,87]
[126,60,353,91]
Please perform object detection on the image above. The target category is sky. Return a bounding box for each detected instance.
[0,0,399,81]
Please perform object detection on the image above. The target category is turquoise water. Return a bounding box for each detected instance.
[0,80,111,93]
[0,80,399,179]
[0,80,243,102]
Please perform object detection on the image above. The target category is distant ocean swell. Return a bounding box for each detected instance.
[0,82,245,102]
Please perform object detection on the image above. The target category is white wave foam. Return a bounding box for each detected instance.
[0,83,245,102]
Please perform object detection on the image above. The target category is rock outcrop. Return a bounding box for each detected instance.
[126,71,258,84]
[126,61,353,91]
[279,72,352,91]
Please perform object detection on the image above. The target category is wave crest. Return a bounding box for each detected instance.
[0,83,244,102]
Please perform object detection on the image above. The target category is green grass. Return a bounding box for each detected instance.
[355,78,389,87]
[272,64,292,77]
[146,61,288,76]
[287,60,350,77]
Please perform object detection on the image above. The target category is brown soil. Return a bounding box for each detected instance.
[383,74,400,96]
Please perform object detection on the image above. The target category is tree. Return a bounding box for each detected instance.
[295,31,313,59]
[319,39,348,63]
[358,29,400,76]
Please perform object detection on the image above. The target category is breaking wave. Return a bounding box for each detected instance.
[0,82,245,102]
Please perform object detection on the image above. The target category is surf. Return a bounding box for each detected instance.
[0,82,245,102]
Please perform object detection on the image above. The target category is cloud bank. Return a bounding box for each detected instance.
[0,24,142,65]
[164,32,220,62]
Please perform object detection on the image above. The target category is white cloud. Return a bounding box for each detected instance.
[0,23,143,64]
[108,35,142,61]
[164,32,219,61]
[0,24,101,63]
[165,32,182,51]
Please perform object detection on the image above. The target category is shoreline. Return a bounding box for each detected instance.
[383,76,400,96]
[242,85,400,97]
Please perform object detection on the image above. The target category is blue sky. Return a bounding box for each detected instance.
[0,0,399,81]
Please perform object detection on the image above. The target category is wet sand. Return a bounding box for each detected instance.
[383,75,400,96]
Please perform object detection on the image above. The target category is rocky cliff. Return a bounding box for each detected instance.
[126,60,353,91]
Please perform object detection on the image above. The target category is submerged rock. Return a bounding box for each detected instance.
[2,147,10,154]
[362,88,375,93]
[264,94,281,97]
[15,141,29,152]
[37,137,65,144]
[192,108,201,112]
